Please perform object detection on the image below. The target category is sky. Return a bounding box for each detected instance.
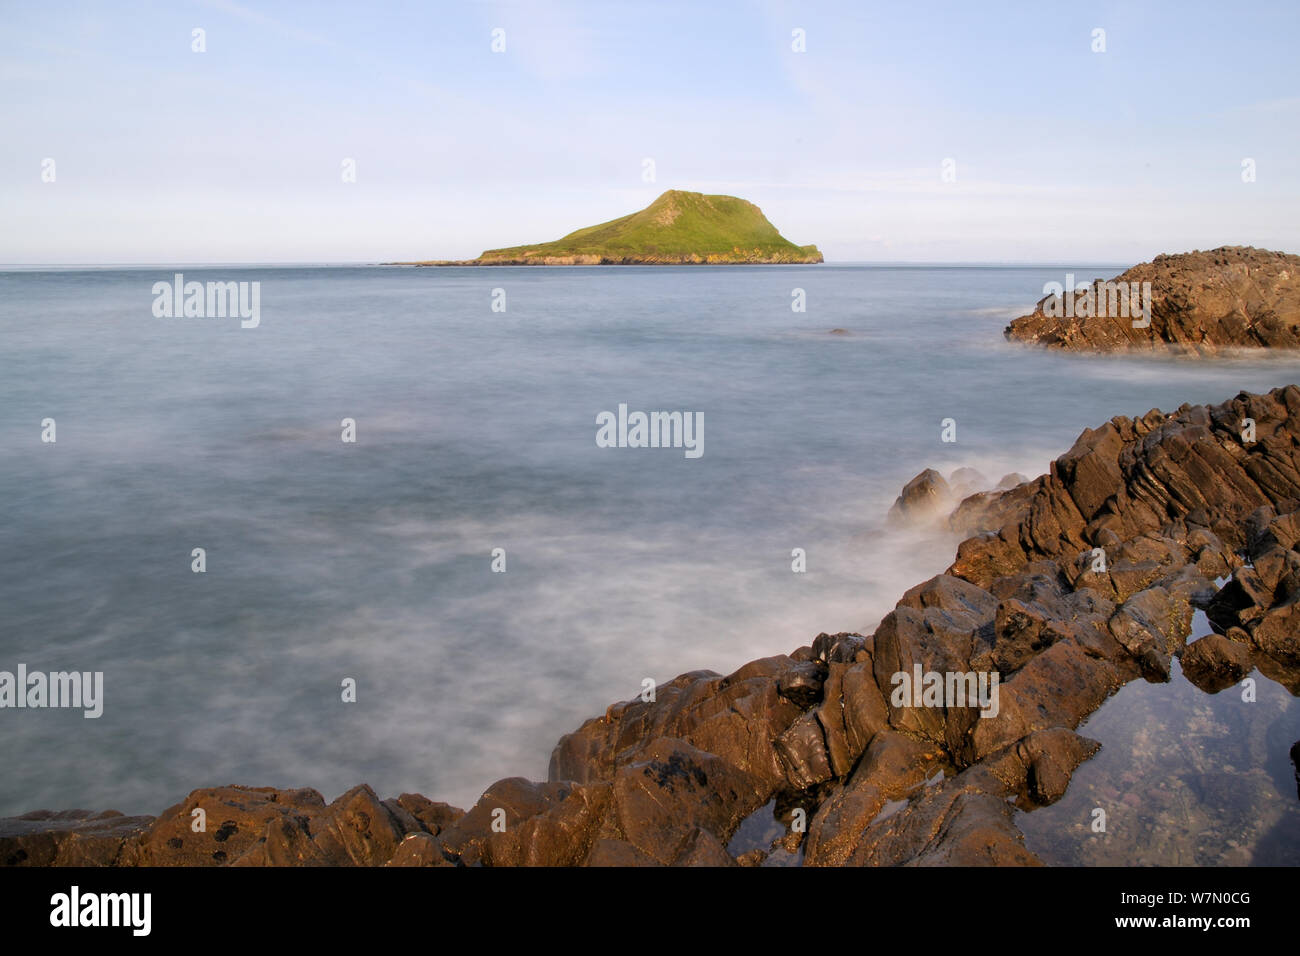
[2,0,1298,263]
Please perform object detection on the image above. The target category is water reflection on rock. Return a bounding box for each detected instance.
[1017,657,1300,865]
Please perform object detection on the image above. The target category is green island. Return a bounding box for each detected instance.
[392,190,823,265]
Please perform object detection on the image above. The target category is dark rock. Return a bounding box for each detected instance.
[1017,728,1101,805]
[775,711,833,789]
[1206,568,1273,633]
[1251,592,1300,664]
[1180,634,1254,692]
[1005,247,1300,353]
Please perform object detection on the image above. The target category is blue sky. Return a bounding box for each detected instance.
[3,0,1298,262]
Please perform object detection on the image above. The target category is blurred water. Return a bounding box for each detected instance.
[1,263,1296,815]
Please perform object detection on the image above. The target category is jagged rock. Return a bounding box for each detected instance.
[435,777,610,867]
[1206,568,1274,632]
[388,793,463,836]
[873,605,976,745]
[549,658,805,795]
[897,573,998,622]
[810,631,866,664]
[803,732,944,866]
[1005,247,1300,352]
[843,767,1041,866]
[816,659,889,778]
[970,639,1126,761]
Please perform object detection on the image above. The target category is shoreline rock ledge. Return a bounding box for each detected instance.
[5,386,1300,867]
[1005,246,1300,352]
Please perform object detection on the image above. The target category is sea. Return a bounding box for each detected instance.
[2,263,1297,862]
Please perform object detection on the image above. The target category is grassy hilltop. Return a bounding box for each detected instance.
[401,190,823,265]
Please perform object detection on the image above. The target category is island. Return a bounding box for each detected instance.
[389,190,823,266]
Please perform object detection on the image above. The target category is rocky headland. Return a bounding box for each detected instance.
[5,386,1299,867]
[1005,246,1300,352]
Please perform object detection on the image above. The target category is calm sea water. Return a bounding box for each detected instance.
[2,264,1297,860]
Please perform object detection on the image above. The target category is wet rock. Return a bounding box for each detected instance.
[970,639,1125,760]
[1251,592,1300,665]
[605,738,763,865]
[989,598,1060,672]
[815,659,890,778]
[810,631,865,664]
[1180,634,1254,692]
[384,832,454,867]
[775,711,833,789]
[873,605,978,745]
[844,767,1040,866]
[131,786,328,866]
[436,777,612,867]
[803,731,944,866]
[1017,728,1101,805]
[889,469,952,525]
[1108,585,1194,680]
[776,659,826,707]
[1206,568,1273,633]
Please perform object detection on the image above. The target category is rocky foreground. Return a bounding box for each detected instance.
[1005,247,1300,352]
[5,387,1300,867]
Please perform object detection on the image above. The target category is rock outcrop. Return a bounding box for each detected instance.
[1005,247,1300,352]
[5,387,1299,866]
